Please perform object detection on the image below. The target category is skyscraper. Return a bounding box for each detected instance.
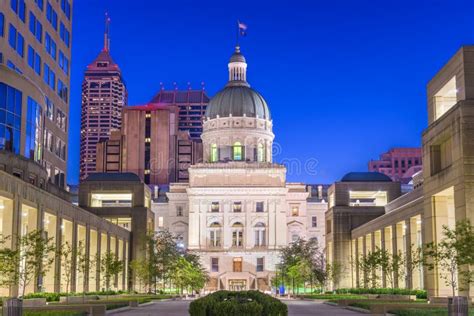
[79,15,127,181]
[0,0,73,187]
[150,87,209,141]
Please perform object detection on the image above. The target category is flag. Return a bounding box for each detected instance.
[238,20,247,36]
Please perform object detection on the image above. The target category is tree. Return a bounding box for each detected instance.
[100,252,123,296]
[424,219,474,298]
[405,245,424,288]
[155,230,180,292]
[76,241,89,301]
[131,259,151,293]
[277,238,326,295]
[325,261,343,292]
[58,241,74,300]
[0,230,55,297]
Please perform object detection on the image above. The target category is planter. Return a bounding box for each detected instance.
[22,298,47,307]
[59,296,98,303]
[448,296,468,316]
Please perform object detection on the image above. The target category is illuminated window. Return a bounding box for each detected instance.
[158,216,164,227]
[291,205,299,216]
[210,143,218,162]
[232,222,244,247]
[257,143,264,162]
[211,202,219,213]
[233,202,242,213]
[232,142,243,161]
[349,191,387,207]
[91,193,132,207]
[434,76,457,121]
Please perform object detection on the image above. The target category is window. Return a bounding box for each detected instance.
[24,97,42,161]
[10,0,26,23]
[254,223,266,247]
[232,222,244,247]
[8,25,24,57]
[28,46,41,75]
[349,191,388,207]
[0,83,22,154]
[46,2,58,30]
[55,108,66,131]
[257,143,264,162]
[43,129,53,152]
[29,12,42,43]
[232,141,243,161]
[43,63,55,89]
[291,205,299,216]
[54,137,66,160]
[211,258,219,272]
[210,143,218,162]
[57,79,68,102]
[312,216,317,228]
[176,206,183,217]
[256,257,264,272]
[0,13,4,37]
[256,201,264,213]
[211,202,219,213]
[158,216,164,227]
[45,33,57,60]
[46,97,54,120]
[35,0,44,11]
[54,168,65,187]
[434,76,457,121]
[58,50,69,74]
[59,22,70,47]
[291,234,299,242]
[60,0,71,20]
[209,222,221,247]
[430,139,453,175]
[233,201,242,213]
[91,193,133,208]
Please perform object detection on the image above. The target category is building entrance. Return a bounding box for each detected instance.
[228,279,246,291]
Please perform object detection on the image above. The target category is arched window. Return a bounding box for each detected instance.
[254,222,266,247]
[209,222,221,247]
[257,143,264,162]
[210,144,218,162]
[232,142,243,161]
[232,222,244,247]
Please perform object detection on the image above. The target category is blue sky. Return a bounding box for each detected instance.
[67,0,474,185]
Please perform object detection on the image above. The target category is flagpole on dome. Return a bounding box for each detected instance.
[236,20,247,49]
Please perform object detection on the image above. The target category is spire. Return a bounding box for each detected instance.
[104,12,111,51]
[228,45,248,85]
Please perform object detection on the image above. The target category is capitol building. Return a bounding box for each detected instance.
[153,46,327,291]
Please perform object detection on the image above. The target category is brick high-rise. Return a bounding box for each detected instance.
[79,16,127,181]
[368,148,422,183]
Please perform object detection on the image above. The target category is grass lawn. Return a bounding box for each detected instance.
[302,294,369,300]
[389,308,474,316]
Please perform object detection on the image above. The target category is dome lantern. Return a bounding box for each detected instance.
[228,46,248,86]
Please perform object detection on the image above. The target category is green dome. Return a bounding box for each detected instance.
[206,85,271,120]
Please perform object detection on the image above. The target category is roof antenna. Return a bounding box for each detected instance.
[104,12,111,51]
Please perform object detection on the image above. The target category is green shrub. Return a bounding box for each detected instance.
[189,291,287,316]
[23,312,85,316]
[334,288,427,299]
[23,292,61,302]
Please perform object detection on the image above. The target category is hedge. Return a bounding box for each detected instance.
[189,291,287,316]
[334,288,427,299]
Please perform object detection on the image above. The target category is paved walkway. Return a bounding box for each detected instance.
[108,298,362,315]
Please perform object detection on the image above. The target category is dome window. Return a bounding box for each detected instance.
[210,144,218,162]
[257,143,265,162]
[232,142,243,161]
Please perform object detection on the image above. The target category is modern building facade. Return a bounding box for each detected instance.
[368,148,422,184]
[150,88,209,141]
[153,46,328,291]
[0,0,73,187]
[326,46,474,300]
[79,19,127,181]
[0,151,131,297]
[95,103,204,185]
